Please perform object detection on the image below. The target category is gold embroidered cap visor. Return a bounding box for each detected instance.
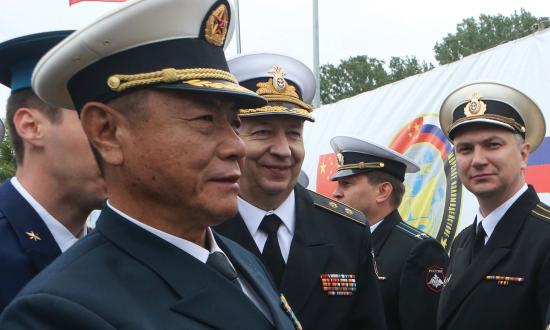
[31,0,266,111]
[228,53,316,122]
[439,81,546,151]
[329,136,420,181]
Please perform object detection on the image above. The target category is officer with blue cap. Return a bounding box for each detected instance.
[0,0,298,329]
[330,136,448,330]
[215,53,387,330]
[0,31,106,313]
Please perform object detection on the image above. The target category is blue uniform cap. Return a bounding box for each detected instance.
[0,31,73,93]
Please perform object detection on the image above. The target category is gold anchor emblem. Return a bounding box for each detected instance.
[268,65,288,92]
[464,92,487,117]
[26,231,41,241]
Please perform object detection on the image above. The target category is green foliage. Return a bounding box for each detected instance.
[320,55,432,104]
[0,124,16,182]
[434,9,538,65]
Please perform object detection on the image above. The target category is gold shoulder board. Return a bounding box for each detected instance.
[307,190,366,226]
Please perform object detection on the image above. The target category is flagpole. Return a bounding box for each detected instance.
[235,0,242,54]
[312,0,320,107]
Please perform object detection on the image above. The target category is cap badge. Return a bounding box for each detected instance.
[205,4,229,47]
[336,151,344,166]
[269,65,288,92]
[464,92,487,117]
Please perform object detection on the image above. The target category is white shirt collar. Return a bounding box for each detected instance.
[370,219,384,233]
[107,200,222,263]
[238,190,296,237]
[11,177,84,252]
[476,184,528,241]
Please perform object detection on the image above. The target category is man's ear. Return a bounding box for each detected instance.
[519,142,531,171]
[80,102,126,166]
[375,181,393,204]
[12,107,47,148]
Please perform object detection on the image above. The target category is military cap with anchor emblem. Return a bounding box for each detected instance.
[330,136,420,182]
[32,0,266,111]
[439,81,546,151]
[228,53,315,121]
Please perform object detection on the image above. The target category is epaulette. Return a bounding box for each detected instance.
[531,202,550,222]
[395,221,431,240]
[307,190,366,226]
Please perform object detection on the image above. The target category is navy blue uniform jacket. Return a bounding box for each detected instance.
[0,205,297,330]
[215,184,387,330]
[437,186,550,330]
[0,180,61,312]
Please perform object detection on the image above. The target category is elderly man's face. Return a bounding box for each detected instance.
[120,90,245,223]
[238,115,305,205]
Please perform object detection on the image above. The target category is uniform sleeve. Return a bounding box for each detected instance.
[349,226,388,330]
[398,239,449,330]
[538,250,550,320]
[0,293,116,330]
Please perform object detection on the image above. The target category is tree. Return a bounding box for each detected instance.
[320,55,388,104]
[434,9,538,65]
[320,55,432,104]
[388,56,434,81]
[0,125,16,182]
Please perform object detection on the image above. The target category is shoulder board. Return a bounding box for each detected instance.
[531,202,550,222]
[395,221,431,240]
[307,190,366,226]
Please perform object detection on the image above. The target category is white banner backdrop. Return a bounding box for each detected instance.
[302,28,550,251]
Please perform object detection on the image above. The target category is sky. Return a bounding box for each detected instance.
[1,0,549,118]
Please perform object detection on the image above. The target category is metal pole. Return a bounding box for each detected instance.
[312,0,321,107]
[235,0,242,54]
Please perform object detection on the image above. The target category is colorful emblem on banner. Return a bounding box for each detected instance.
[390,114,462,251]
[320,274,357,296]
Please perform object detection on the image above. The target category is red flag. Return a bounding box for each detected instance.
[316,153,338,198]
[390,116,424,154]
[70,0,127,6]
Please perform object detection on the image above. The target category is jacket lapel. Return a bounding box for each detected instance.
[280,185,334,314]
[217,233,296,329]
[214,214,262,258]
[96,206,270,330]
[371,210,401,256]
[438,187,539,326]
[0,181,61,272]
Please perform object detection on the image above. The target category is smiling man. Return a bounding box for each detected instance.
[437,82,550,330]
[0,1,299,329]
[215,53,386,330]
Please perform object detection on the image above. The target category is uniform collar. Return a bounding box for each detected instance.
[238,191,296,237]
[10,177,84,252]
[107,200,223,264]
[476,184,528,240]
[370,219,384,233]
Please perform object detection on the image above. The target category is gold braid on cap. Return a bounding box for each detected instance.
[338,162,385,171]
[106,68,238,92]
[239,105,312,117]
[448,113,526,135]
[254,78,313,111]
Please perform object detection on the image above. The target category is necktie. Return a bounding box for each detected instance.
[472,221,486,260]
[206,251,241,289]
[259,214,286,286]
